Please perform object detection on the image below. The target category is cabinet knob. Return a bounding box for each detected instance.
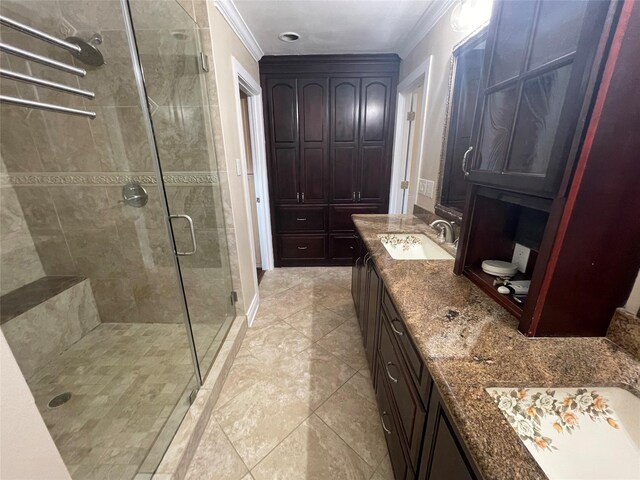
[297,246,308,250]
[296,217,307,221]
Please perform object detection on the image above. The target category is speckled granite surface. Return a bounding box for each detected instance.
[353,214,640,480]
[607,308,640,360]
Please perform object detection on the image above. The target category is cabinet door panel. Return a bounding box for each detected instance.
[332,78,360,142]
[474,86,517,172]
[301,147,327,202]
[467,0,612,196]
[488,1,536,86]
[331,147,357,202]
[505,63,572,174]
[299,78,329,203]
[528,1,588,70]
[361,78,390,142]
[269,79,297,143]
[273,147,299,203]
[331,78,360,203]
[359,146,386,203]
[300,80,326,142]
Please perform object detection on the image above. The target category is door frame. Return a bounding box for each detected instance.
[231,57,275,280]
[389,57,433,214]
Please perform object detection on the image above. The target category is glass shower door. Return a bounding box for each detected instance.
[127,0,236,380]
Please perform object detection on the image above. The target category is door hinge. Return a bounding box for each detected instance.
[400,180,409,190]
[406,111,416,121]
[256,197,261,203]
[200,52,209,72]
[230,291,238,305]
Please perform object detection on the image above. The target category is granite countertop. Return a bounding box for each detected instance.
[352,214,640,480]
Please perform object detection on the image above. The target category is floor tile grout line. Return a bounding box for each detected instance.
[248,410,314,475]
[212,416,253,476]
[282,304,351,342]
[314,401,381,471]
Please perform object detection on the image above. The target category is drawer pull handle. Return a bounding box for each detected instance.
[390,319,404,336]
[296,217,307,221]
[381,412,392,434]
[385,362,398,383]
[297,246,308,250]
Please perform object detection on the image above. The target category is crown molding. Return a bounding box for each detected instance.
[213,0,264,62]
[397,0,457,59]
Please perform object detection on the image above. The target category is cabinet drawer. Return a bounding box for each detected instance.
[279,235,327,260]
[330,204,382,232]
[375,357,414,480]
[379,308,426,468]
[276,206,327,232]
[330,235,357,260]
[382,289,431,401]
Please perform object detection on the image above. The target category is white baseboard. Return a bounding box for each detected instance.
[246,293,259,327]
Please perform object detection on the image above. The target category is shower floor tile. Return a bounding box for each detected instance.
[26,322,219,479]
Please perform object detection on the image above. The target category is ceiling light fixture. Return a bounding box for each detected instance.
[278,32,301,43]
[450,0,493,32]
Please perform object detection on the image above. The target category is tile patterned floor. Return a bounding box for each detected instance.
[185,267,394,480]
[26,322,219,479]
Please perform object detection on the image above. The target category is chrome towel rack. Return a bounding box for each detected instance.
[0,14,96,118]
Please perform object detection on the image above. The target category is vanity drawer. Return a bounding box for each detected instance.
[375,356,415,480]
[379,307,426,468]
[276,206,327,232]
[382,289,431,401]
[279,235,327,260]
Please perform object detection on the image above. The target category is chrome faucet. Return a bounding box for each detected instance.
[429,219,456,244]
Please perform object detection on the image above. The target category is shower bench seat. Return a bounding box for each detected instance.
[0,276,100,378]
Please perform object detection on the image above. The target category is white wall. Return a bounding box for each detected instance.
[0,332,70,480]
[400,7,478,213]
[626,271,640,314]
[206,5,260,314]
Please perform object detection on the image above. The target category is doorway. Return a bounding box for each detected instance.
[231,57,273,315]
[389,57,432,214]
[239,89,264,282]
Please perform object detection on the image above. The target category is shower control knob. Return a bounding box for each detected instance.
[121,182,148,208]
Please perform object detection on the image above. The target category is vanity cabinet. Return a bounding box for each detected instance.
[261,55,399,266]
[352,241,480,479]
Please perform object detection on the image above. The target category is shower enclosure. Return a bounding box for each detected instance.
[0,0,234,477]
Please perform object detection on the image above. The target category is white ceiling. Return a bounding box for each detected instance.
[233,0,444,57]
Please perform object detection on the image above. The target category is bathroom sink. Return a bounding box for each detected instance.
[486,386,640,479]
[377,233,453,260]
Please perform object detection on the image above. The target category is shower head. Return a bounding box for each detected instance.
[65,33,104,67]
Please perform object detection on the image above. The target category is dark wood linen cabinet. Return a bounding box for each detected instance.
[261,55,399,266]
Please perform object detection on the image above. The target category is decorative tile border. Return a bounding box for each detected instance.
[0,172,219,187]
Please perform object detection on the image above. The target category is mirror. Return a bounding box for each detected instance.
[435,27,487,221]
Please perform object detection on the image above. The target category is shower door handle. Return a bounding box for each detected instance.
[169,214,197,256]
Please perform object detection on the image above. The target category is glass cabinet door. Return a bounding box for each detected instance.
[467,0,613,197]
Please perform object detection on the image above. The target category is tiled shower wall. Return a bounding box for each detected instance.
[0,0,236,324]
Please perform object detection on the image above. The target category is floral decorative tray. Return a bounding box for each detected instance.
[486,386,640,479]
